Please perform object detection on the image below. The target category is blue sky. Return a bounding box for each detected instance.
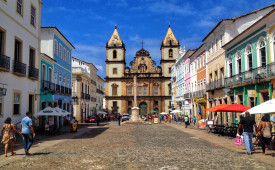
[41,0,274,78]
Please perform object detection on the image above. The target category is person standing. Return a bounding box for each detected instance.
[20,112,35,155]
[96,114,100,126]
[1,117,21,157]
[184,116,189,128]
[117,113,121,126]
[237,111,256,155]
[257,116,274,156]
[193,116,196,125]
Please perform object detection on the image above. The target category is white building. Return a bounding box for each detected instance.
[96,76,105,112]
[0,0,42,126]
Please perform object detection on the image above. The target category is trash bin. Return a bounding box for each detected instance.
[70,122,77,133]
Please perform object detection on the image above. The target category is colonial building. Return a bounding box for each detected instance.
[223,9,275,123]
[105,25,179,115]
[96,76,105,112]
[0,0,42,126]
[205,5,275,125]
[71,57,98,122]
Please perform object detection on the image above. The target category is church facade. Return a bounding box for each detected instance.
[105,25,179,115]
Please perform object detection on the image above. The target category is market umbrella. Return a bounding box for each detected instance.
[54,107,71,116]
[216,103,250,113]
[206,104,228,112]
[160,112,167,115]
[241,98,275,115]
[36,107,63,116]
[171,110,181,114]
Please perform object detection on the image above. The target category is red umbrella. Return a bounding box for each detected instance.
[206,104,228,112]
[215,103,251,113]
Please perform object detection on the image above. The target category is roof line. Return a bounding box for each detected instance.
[72,56,99,71]
[41,53,56,62]
[41,26,75,49]
[97,75,105,82]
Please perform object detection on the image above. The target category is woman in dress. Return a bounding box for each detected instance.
[1,117,21,157]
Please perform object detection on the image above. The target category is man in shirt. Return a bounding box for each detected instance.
[20,112,35,155]
[237,111,256,155]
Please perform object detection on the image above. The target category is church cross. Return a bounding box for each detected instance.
[126,76,144,107]
[141,40,144,49]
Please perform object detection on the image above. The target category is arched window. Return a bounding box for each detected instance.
[113,50,117,59]
[169,49,173,58]
[246,45,253,71]
[258,38,266,67]
[228,56,233,77]
[235,51,241,74]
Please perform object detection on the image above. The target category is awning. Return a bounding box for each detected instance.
[241,98,275,115]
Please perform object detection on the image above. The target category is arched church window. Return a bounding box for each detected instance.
[113,50,117,59]
[169,49,173,58]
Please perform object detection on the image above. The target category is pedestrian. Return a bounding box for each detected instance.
[20,111,36,155]
[257,115,274,156]
[96,114,100,126]
[1,117,21,157]
[184,116,189,128]
[193,116,196,125]
[159,115,161,124]
[117,113,121,126]
[237,111,256,155]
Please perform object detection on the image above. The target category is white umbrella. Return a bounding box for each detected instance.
[54,107,71,116]
[36,107,62,116]
[171,110,181,114]
[160,112,167,115]
[241,98,275,115]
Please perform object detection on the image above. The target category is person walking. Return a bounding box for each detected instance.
[96,114,100,126]
[20,112,35,155]
[237,111,256,155]
[193,116,197,125]
[117,113,121,126]
[1,117,21,157]
[184,116,189,128]
[257,116,274,157]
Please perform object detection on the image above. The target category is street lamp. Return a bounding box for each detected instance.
[255,74,262,84]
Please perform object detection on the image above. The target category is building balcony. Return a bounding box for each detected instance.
[61,86,65,94]
[206,78,225,92]
[65,87,69,95]
[13,60,26,76]
[28,66,39,80]
[91,80,96,86]
[184,93,190,99]
[224,63,275,88]
[85,94,90,100]
[192,89,206,98]
[96,89,104,94]
[56,84,61,93]
[81,92,85,99]
[72,67,90,78]
[0,54,10,71]
[41,80,55,93]
[90,97,96,102]
[69,88,72,95]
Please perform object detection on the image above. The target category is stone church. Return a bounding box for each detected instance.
[105,25,179,115]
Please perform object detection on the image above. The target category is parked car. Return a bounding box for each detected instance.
[122,114,131,122]
[86,116,96,123]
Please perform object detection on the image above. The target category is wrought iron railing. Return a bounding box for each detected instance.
[0,54,10,71]
[61,86,65,94]
[81,92,85,98]
[206,78,225,91]
[13,60,26,75]
[56,84,61,93]
[96,89,104,94]
[28,66,39,79]
[65,87,69,94]
[90,97,96,102]
[184,93,190,99]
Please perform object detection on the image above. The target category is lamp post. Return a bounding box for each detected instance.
[255,74,262,84]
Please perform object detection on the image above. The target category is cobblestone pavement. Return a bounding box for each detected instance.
[1,122,274,170]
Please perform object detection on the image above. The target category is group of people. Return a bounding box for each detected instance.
[1,112,35,157]
[237,111,274,156]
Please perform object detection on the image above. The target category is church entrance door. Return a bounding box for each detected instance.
[139,102,147,116]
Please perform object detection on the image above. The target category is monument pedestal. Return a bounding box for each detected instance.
[129,107,142,122]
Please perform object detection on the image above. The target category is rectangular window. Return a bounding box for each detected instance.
[0,30,4,54]
[128,101,132,106]
[13,92,20,115]
[54,40,58,56]
[113,68,117,74]
[0,96,3,116]
[138,87,142,95]
[144,87,147,95]
[14,39,22,61]
[49,68,52,82]
[29,48,35,67]
[17,0,23,15]
[203,54,205,66]
[112,87,117,96]
[67,51,70,64]
[169,67,171,74]
[59,44,62,58]
[30,5,36,26]
[63,48,66,61]
[216,39,218,51]
[127,87,132,95]
[42,65,46,80]
[113,101,117,107]
[153,86,158,95]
